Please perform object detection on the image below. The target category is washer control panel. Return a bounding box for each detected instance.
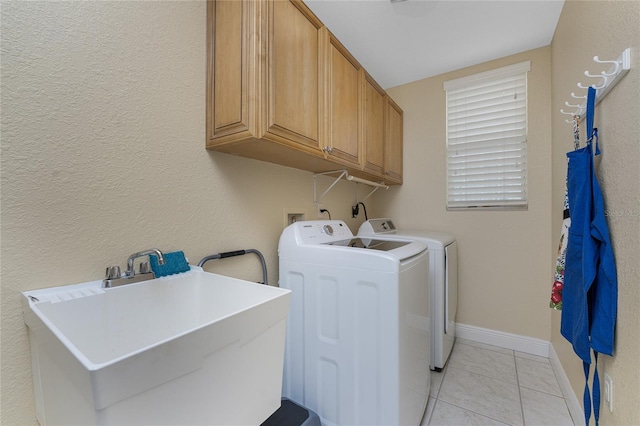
[295,220,353,244]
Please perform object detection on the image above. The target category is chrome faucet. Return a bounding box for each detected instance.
[103,248,165,288]
[126,248,165,276]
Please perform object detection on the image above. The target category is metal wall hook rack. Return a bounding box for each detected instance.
[313,170,389,206]
[562,48,631,124]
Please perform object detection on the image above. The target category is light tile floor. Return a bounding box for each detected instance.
[421,339,575,426]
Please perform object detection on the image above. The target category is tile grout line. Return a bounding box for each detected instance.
[425,361,449,425]
[435,363,522,425]
[547,354,571,409]
[449,342,520,387]
[516,355,566,399]
[514,350,527,426]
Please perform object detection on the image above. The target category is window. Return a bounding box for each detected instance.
[444,61,530,209]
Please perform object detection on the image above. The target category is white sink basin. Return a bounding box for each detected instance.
[22,266,291,425]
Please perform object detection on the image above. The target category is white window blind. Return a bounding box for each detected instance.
[444,61,530,209]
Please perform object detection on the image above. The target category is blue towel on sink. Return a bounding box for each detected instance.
[150,251,190,277]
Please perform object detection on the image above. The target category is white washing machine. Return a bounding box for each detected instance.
[358,219,457,371]
[279,220,430,426]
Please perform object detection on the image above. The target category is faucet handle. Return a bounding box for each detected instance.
[139,262,151,274]
[105,266,121,280]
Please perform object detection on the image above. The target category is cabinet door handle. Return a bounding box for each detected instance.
[322,146,333,154]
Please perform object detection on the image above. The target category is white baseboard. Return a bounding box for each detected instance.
[549,343,583,426]
[455,323,550,358]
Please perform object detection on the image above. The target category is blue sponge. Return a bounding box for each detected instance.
[149,251,190,277]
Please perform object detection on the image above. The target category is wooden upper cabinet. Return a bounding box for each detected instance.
[206,0,403,184]
[385,96,403,184]
[322,28,362,168]
[362,72,386,178]
[207,0,323,153]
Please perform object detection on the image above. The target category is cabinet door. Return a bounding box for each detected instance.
[362,72,386,177]
[385,97,403,184]
[207,0,253,145]
[323,29,361,168]
[266,0,324,151]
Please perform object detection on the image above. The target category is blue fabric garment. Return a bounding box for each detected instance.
[562,141,595,363]
[561,87,618,425]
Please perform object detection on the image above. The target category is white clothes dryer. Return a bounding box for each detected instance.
[358,218,458,371]
[279,220,430,426]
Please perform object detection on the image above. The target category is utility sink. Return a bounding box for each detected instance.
[22,266,291,425]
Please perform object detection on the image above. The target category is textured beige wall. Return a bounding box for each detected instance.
[4,1,638,425]
[383,47,553,340]
[550,1,640,425]
[0,2,369,424]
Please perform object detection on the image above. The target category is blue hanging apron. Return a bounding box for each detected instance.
[561,87,618,426]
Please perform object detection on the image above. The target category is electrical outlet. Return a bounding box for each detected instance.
[604,373,613,413]
[316,204,325,219]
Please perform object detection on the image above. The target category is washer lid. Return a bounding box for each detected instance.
[324,238,411,252]
[320,236,427,261]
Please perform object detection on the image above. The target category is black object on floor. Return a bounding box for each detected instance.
[261,398,320,426]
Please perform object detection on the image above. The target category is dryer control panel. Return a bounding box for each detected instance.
[358,218,397,235]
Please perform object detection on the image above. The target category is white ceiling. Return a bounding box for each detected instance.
[305,0,565,88]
